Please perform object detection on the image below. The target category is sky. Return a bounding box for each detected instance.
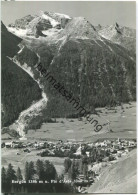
[1,1,136,28]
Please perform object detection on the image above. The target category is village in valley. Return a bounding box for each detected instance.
[3,138,136,156]
[2,103,136,193]
[2,136,137,193]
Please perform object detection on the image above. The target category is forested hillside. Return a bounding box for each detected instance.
[19,36,135,120]
[1,22,42,127]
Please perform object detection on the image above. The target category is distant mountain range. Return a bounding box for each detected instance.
[8,11,136,54]
[1,11,136,135]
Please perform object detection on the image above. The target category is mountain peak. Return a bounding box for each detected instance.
[58,17,100,40]
[115,22,119,28]
[8,10,72,38]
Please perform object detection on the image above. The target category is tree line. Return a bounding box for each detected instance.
[2,160,77,193]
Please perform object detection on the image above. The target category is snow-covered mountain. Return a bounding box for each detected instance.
[98,23,136,55]
[8,11,71,38]
[8,12,136,54]
[2,11,136,135]
[8,12,136,59]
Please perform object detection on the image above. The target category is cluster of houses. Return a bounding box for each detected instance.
[2,138,136,192]
[2,140,47,149]
[95,138,136,153]
[2,139,75,150]
[2,138,136,157]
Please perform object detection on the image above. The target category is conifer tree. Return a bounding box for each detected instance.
[28,161,35,180]
[25,162,29,181]
[2,167,6,183]
[64,158,72,173]
[44,160,57,181]
[36,159,44,180]
[69,159,79,181]
[6,163,17,182]
[16,167,23,180]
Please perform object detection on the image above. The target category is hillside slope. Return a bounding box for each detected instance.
[1,22,42,127]
[88,149,137,193]
[19,17,135,116]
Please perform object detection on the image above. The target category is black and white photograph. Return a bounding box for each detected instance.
[1,1,137,194]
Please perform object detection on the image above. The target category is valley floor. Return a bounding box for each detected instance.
[25,102,136,142]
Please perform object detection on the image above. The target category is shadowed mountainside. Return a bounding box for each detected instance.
[1,22,42,127]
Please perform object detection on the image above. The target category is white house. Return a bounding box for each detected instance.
[74,144,82,155]
[19,136,27,141]
[5,141,13,148]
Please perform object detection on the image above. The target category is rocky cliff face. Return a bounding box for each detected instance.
[8,11,71,37]
[14,15,35,29]
[57,17,98,39]
[43,11,71,28]
[98,23,136,55]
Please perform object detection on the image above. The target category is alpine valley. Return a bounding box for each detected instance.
[1,11,136,138]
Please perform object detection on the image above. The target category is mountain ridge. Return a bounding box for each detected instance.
[7,11,136,54]
[1,11,136,134]
[98,22,136,55]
